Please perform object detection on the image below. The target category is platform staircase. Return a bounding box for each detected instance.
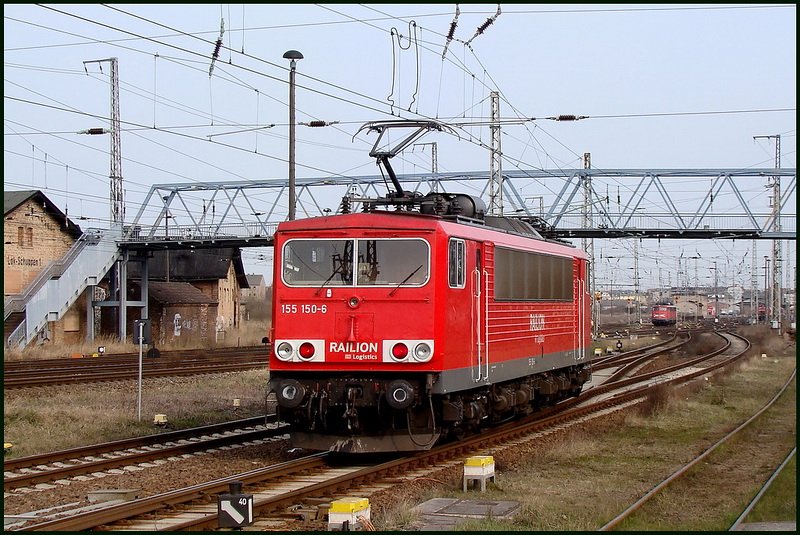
[4,227,121,350]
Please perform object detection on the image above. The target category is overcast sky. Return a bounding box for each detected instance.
[4,4,796,292]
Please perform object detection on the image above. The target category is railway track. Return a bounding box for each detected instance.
[600,367,797,531]
[9,330,752,531]
[3,417,288,492]
[2,333,678,493]
[3,346,269,389]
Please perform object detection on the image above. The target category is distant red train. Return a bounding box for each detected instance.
[267,202,593,453]
[651,303,677,326]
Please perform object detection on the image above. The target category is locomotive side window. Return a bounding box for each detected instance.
[282,238,429,287]
[494,247,573,301]
[448,238,466,288]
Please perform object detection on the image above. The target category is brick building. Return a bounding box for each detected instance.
[4,190,86,345]
[127,248,249,341]
[4,190,82,294]
[242,274,267,301]
[5,190,249,348]
[146,282,217,346]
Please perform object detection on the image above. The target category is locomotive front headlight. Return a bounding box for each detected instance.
[276,342,294,361]
[413,342,432,362]
[391,343,409,361]
[298,342,316,360]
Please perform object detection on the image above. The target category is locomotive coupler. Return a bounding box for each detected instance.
[343,387,360,431]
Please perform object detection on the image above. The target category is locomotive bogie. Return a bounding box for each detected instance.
[270,363,591,452]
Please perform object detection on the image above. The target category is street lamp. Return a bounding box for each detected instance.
[283,49,303,221]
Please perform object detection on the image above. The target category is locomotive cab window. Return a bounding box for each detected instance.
[282,238,429,287]
[448,238,466,288]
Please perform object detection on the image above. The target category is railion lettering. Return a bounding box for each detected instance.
[329,341,379,353]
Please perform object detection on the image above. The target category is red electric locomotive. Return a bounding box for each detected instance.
[651,302,677,326]
[267,121,592,453]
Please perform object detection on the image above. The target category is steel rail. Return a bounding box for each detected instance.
[4,360,268,389]
[17,331,752,531]
[598,361,794,531]
[4,425,288,491]
[728,447,797,531]
[3,416,271,471]
[19,454,330,531]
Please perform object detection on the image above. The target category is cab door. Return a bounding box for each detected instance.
[574,258,587,362]
[471,242,492,382]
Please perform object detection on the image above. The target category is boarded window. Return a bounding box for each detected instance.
[494,247,573,301]
[63,308,80,332]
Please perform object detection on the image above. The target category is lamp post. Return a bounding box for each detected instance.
[283,50,303,221]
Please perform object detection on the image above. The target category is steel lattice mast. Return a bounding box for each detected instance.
[108,57,124,226]
[488,91,503,215]
[84,57,124,226]
[754,134,782,332]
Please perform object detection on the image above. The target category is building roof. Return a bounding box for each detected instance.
[246,274,265,287]
[148,282,217,304]
[129,247,249,288]
[4,189,82,238]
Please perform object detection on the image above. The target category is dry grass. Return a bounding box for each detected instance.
[3,369,270,457]
[3,325,795,530]
[373,329,796,531]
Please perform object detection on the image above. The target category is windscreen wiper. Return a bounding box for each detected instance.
[315,267,342,296]
[389,264,423,296]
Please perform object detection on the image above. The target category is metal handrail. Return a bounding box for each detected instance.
[3,234,92,320]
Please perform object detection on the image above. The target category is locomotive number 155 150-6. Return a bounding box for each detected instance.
[280,304,328,314]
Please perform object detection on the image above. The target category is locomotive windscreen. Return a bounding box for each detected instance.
[282,238,429,287]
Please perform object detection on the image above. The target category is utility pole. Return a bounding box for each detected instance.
[633,238,640,324]
[763,256,770,323]
[82,57,126,343]
[582,153,596,334]
[413,142,439,191]
[713,261,719,320]
[488,91,503,215]
[83,57,124,226]
[751,240,758,324]
[754,134,782,333]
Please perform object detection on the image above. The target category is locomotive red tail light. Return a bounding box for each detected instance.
[298,342,316,360]
[391,343,409,360]
[273,340,324,362]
